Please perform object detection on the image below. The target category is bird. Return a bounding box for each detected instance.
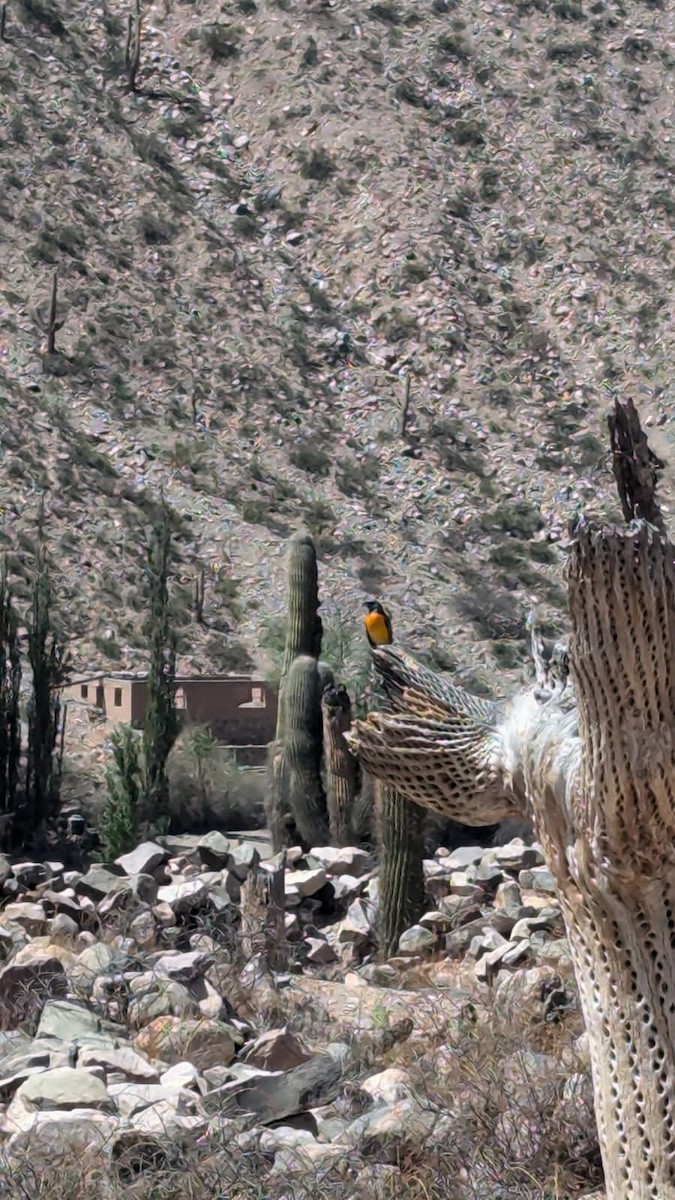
[363,600,394,648]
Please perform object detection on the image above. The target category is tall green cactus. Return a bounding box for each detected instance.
[280,532,322,679]
[375,779,425,959]
[269,532,325,850]
[322,683,357,847]
[285,655,329,847]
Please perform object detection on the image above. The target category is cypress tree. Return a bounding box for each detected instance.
[142,507,179,831]
[100,724,142,858]
[24,531,70,835]
[0,558,21,820]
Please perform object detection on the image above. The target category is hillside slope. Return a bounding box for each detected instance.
[0,0,672,690]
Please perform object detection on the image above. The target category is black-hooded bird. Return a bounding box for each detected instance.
[363,600,393,648]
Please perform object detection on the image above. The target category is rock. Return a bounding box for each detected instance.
[128,909,157,948]
[343,1097,437,1159]
[4,1110,119,1161]
[129,1097,207,1140]
[519,865,557,893]
[285,869,327,898]
[74,866,123,902]
[151,949,211,982]
[7,1067,115,1116]
[12,861,51,888]
[77,1044,159,1082]
[473,860,506,888]
[188,974,227,1021]
[449,872,485,899]
[445,846,485,871]
[494,840,545,872]
[196,832,232,869]
[2,902,47,934]
[115,841,168,877]
[510,908,561,941]
[239,1028,312,1072]
[308,847,372,877]
[398,924,436,955]
[474,938,532,983]
[210,1054,342,1125]
[305,936,338,964]
[37,999,127,1047]
[77,941,117,977]
[336,898,375,945]
[160,1061,205,1093]
[419,910,454,932]
[468,928,507,959]
[127,976,198,1027]
[494,879,523,914]
[157,878,209,913]
[48,913,80,941]
[227,841,260,880]
[360,1067,413,1105]
[134,1017,237,1070]
[99,874,159,914]
[0,957,67,1022]
[329,874,366,903]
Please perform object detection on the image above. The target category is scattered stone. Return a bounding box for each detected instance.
[285,869,327,898]
[398,924,436,955]
[134,1017,238,1071]
[116,841,168,877]
[494,840,545,872]
[196,832,231,869]
[309,847,372,877]
[519,865,557,893]
[239,1028,312,1072]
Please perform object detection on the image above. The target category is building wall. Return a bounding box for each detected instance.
[62,676,278,746]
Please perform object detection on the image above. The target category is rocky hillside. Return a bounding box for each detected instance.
[0,0,672,690]
[0,830,604,1198]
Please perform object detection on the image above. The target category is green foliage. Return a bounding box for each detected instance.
[263,605,370,699]
[142,509,179,831]
[99,725,142,858]
[0,560,21,818]
[167,725,265,831]
[23,532,70,836]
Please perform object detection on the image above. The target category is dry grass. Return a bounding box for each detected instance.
[0,975,602,1199]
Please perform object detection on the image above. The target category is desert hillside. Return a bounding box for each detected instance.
[0,0,672,689]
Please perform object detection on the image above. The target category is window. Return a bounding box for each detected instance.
[174,687,187,710]
[113,688,123,707]
[80,685,88,699]
[251,686,264,704]
[96,687,104,707]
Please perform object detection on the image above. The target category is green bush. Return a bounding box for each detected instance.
[99,725,142,858]
[167,725,266,831]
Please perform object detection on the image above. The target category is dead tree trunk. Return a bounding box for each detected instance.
[321,684,357,846]
[348,517,675,1200]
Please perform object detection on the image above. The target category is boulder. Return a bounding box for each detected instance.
[115,841,168,877]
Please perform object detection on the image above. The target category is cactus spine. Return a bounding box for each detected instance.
[322,684,357,847]
[375,779,425,959]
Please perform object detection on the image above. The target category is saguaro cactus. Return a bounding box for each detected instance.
[321,683,357,846]
[347,518,675,1200]
[375,779,425,959]
[269,532,325,850]
[284,655,328,847]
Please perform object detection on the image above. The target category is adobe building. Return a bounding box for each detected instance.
[61,672,278,750]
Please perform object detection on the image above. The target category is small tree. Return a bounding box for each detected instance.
[24,532,70,836]
[142,508,179,831]
[99,724,142,858]
[0,559,21,820]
